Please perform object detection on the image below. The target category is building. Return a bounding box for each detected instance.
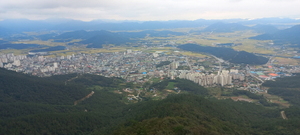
[53,62,58,68]
[170,61,179,70]
[12,60,21,67]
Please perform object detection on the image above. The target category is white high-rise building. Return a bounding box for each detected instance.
[67,55,72,60]
[230,69,239,74]
[170,61,179,70]
[38,56,44,62]
[48,66,56,72]
[222,70,229,75]
[178,70,233,86]
[12,60,21,66]
[153,53,159,58]
[53,62,58,68]
[0,58,8,63]
[127,49,132,54]
[4,63,12,68]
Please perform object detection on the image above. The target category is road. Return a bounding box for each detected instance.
[210,55,225,63]
[65,75,79,85]
[281,111,288,120]
[246,65,264,83]
[74,91,95,105]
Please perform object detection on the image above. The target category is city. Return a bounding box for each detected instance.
[1,46,300,94]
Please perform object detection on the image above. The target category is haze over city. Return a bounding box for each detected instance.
[1,0,300,21]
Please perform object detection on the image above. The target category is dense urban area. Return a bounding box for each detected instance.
[1,45,300,94]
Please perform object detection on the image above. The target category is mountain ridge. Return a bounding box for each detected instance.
[178,44,269,65]
[250,24,300,46]
[0,17,299,34]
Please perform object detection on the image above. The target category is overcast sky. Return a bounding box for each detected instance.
[1,0,300,21]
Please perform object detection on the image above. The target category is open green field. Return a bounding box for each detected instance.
[13,40,68,46]
[143,47,175,53]
[0,49,30,55]
[177,51,208,58]
[273,57,300,65]
[166,82,176,90]
[174,31,257,44]
[260,93,290,108]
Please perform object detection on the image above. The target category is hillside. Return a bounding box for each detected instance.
[262,74,300,129]
[79,33,130,48]
[43,29,184,40]
[118,30,185,38]
[54,30,104,40]
[251,24,279,34]
[263,74,300,107]
[0,68,129,134]
[0,68,90,105]
[202,22,250,33]
[0,27,13,36]
[251,24,300,46]
[199,22,279,34]
[113,94,297,135]
[38,30,185,48]
[178,44,268,65]
[1,68,300,134]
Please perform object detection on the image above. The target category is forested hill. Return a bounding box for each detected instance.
[196,22,278,33]
[79,32,130,48]
[252,24,279,34]
[0,68,90,105]
[55,30,131,48]
[202,22,249,32]
[262,74,300,127]
[0,26,12,36]
[263,74,300,107]
[113,92,300,135]
[39,30,185,48]
[0,68,129,134]
[178,44,268,65]
[1,68,300,134]
[250,24,300,47]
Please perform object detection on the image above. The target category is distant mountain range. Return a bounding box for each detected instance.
[251,24,279,33]
[54,30,106,40]
[118,30,185,38]
[198,22,279,33]
[250,24,300,47]
[201,22,250,32]
[39,30,185,48]
[0,17,299,34]
[0,26,12,36]
[52,30,185,40]
[79,31,131,48]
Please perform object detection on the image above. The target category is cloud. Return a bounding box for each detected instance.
[0,0,300,21]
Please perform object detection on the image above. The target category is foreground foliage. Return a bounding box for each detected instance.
[0,68,300,134]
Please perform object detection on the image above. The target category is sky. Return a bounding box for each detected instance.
[1,0,300,21]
